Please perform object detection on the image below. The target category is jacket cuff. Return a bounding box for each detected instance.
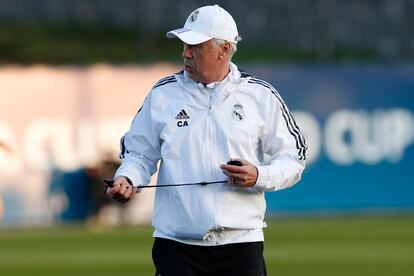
[253,165,268,191]
[114,167,140,186]
[122,175,133,185]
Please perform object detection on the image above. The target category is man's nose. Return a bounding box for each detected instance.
[182,44,192,59]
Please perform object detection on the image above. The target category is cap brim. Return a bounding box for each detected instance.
[166,28,212,45]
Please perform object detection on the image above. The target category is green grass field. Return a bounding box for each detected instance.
[0,216,413,276]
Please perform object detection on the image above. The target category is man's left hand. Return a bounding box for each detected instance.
[220,159,258,188]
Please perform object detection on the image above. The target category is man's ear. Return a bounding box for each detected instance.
[220,42,232,59]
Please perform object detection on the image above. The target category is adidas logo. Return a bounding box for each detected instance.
[175,109,190,120]
[175,109,190,127]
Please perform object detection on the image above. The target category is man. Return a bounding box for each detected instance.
[107,5,307,276]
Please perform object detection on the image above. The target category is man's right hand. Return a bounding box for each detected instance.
[106,176,137,204]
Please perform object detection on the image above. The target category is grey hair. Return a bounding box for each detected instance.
[212,36,242,60]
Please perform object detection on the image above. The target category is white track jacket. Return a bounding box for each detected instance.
[115,63,307,241]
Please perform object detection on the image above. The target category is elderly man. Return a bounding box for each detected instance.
[107,4,307,276]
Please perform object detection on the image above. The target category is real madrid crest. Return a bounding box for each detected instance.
[189,10,199,23]
[232,104,245,121]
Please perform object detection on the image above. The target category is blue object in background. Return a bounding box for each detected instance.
[49,168,93,221]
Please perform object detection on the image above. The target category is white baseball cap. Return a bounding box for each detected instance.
[166,5,239,45]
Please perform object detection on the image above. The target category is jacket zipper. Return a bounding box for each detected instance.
[207,92,219,232]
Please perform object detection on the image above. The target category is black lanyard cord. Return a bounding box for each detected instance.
[104,161,241,192]
[103,179,228,191]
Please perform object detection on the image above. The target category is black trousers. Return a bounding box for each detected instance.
[152,238,267,276]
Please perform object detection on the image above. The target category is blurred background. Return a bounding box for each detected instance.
[0,0,413,275]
